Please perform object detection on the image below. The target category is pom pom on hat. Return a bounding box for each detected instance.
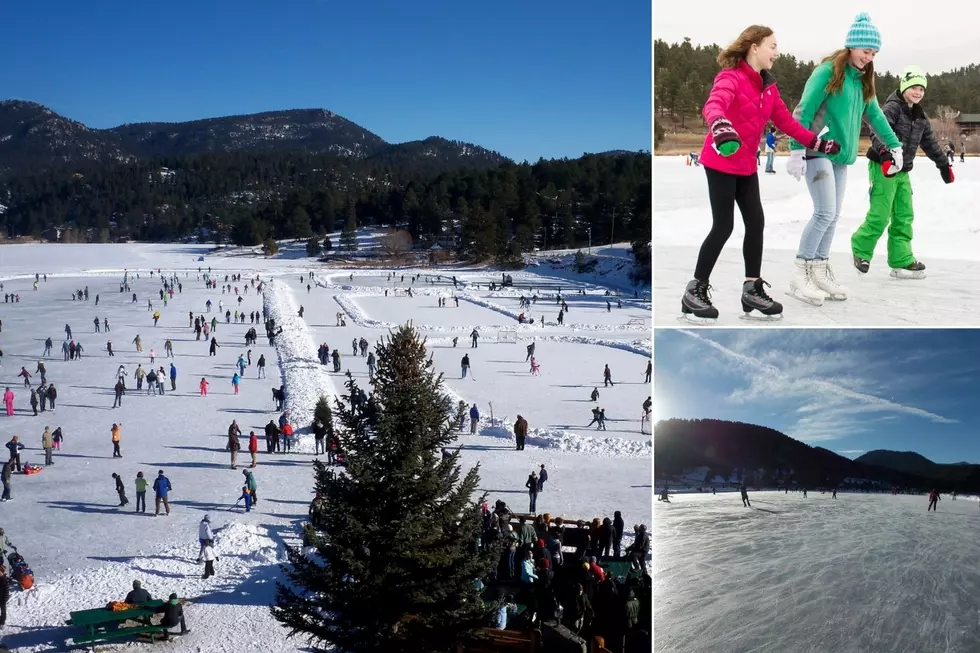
[900,65,928,93]
[845,12,881,51]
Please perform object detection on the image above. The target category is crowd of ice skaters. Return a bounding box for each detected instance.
[0,267,652,643]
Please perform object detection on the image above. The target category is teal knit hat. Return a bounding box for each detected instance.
[900,65,927,93]
[844,13,881,51]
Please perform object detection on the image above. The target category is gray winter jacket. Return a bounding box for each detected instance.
[868,90,947,172]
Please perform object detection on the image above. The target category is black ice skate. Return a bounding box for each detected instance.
[740,278,783,321]
[680,279,719,324]
[853,255,870,274]
[890,260,926,280]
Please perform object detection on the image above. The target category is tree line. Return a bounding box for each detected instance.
[0,150,651,264]
[654,37,980,130]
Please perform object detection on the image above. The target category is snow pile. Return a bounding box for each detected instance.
[475,419,650,458]
[263,279,339,446]
[6,519,296,652]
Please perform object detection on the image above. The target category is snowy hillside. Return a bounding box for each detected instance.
[0,244,651,651]
[654,156,980,326]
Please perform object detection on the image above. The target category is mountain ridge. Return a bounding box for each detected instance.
[0,99,509,176]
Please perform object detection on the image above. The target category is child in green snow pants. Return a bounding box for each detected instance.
[851,161,915,269]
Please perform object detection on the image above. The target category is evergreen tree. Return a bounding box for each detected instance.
[312,395,334,441]
[340,198,358,251]
[272,326,495,652]
[306,236,321,257]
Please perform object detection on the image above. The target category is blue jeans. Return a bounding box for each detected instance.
[796,157,849,260]
[765,150,775,172]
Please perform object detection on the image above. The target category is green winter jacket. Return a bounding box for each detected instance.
[790,61,900,164]
[135,478,148,493]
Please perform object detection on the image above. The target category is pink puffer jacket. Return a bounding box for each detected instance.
[699,60,816,176]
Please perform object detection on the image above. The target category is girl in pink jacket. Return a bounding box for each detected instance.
[680,25,841,324]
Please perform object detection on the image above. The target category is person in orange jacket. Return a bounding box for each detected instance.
[248,431,258,468]
[281,422,295,453]
[199,377,209,396]
[111,423,122,458]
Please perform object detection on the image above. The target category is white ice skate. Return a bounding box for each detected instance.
[786,258,828,306]
[890,261,927,280]
[811,260,848,300]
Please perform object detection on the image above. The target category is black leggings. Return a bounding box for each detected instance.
[694,167,765,281]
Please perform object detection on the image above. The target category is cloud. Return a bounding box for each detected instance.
[671,330,957,442]
[837,449,866,457]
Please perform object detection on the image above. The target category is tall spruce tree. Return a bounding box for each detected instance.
[271,325,495,652]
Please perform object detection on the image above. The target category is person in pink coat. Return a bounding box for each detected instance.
[3,388,14,416]
[680,25,842,324]
[199,377,209,396]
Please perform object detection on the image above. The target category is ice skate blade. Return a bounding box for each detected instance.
[822,292,847,301]
[740,312,783,322]
[890,270,926,280]
[677,313,717,325]
[785,289,824,307]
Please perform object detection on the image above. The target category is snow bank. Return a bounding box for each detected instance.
[263,279,339,449]
[6,520,296,652]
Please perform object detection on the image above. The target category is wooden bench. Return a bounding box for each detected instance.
[456,627,541,653]
[68,599,172,647]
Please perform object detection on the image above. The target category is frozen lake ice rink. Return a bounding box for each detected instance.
[655,490,980,653]
[654,156,980,326]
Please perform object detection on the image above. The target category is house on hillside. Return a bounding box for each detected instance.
[956,113,980,136]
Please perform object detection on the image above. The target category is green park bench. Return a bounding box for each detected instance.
[67,599,173,648]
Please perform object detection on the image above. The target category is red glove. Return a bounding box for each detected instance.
[879,150,899,177]
[941,166,954,184]
[808,136,841,155]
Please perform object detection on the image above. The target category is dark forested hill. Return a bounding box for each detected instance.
[654,418,978,491]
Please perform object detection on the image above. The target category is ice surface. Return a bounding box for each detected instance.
[655,490,980,653]
[0,242,651,651]
[654,156,980,326]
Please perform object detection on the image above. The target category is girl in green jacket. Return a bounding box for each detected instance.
[786,13,902,306]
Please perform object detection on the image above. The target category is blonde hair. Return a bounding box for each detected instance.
[823,49,876,102]
[717,25,774,69]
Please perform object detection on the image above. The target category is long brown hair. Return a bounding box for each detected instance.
[716,25,773,69]
[822,49,876,102]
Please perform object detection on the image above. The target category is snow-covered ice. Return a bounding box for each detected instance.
[654,156,980,326]
[654,490,980,653]
[0,242,651,651]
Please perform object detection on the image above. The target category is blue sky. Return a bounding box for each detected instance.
[654,329,980,464]
[0,0,651,163]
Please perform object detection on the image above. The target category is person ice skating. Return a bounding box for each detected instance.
[366,352,376,379]
[231,372,240,395]
[209,337,219,356]
[199,377,209,396]
[680,24,841,323]
[29,389,38,416]
[42,426,53,466]
[469,403,480,434]
[154,470,172,516]
[134,364,145,391]
[169,364,177,391]
[133,334,143,353]
[786,13,902,305]
[740,483,751,507]
[18,367,31,387]
[529,357,541,376]
[832,488,838,499]
[111,423,122,457]
[238,485,253,512]
[248,431,258,467]
[36,361,46,385]
[470,329,479,348]
[113,473,129,506]
[538,464,548,492]
[2,387,13,416]
[603,364,613,387]
[227,421,241,469]
[644,360,652,384]
[113,379,125,408]
[461,354,471,378]
[197,515,214,562]
[243,469,257,505]
[591,387,600,402]
[526,471,539,513]
[52,426,63,450]
[928,488,940,511]
[6,436,23,472]
[135,471,148,513]
[851,65,953,278]
[514,414,528,451]
[201,540,217,578]
[526,342,536,361]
